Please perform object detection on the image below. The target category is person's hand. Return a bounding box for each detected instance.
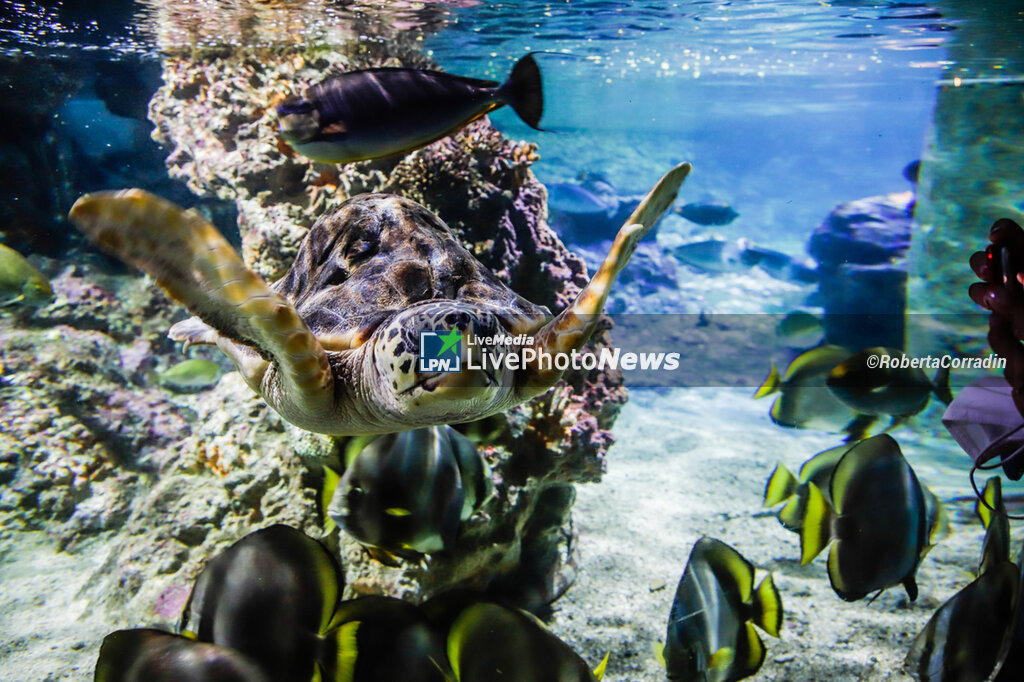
[969,218,1024,416]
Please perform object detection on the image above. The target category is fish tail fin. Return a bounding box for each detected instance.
[753,362,781,399]
[592,652,610,680]
[500,53,544,130]
[752,573,783,637]
[777,493,806,533]
[738,622,767,678]
[799,482,834,565]
[932,365,953,405]
[764,462,799,507]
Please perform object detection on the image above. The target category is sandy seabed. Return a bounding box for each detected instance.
[0,386,993,681]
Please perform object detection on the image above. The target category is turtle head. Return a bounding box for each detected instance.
[366,301,518,424]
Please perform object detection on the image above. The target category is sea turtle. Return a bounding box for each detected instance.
[68,162,690,435]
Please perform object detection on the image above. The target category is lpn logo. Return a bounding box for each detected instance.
[418,329,463,373]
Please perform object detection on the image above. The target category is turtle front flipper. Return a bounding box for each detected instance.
[69,189,333,414]
[519,162,691,396]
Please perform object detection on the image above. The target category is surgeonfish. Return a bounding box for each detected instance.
[180,525,343,682]
[277,54,544,164]
[754,345,877,441]
[661,537,782,682]
[94,629,271,682]
[826,347,953,422]
[326,426,491,559]
[446,601,608,681]
[764,443,949,557]
[798,434,928,601]
[0,243,54,307]
[322,596,451,682]
[157,358,223,393]
[904,482,1021,682]
[674,202,740,226]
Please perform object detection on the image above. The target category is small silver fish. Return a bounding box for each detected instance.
[278,54,544,164]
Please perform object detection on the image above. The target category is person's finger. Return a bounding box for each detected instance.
[970,281,1010,312]
[990,217,1024,248]
[970,249,995,281]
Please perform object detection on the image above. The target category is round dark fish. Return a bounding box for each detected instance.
[180,525,343,682]
[799,434,928,601]
[675,202,739,226]
[446,601,604,681]
[904,561,1019,682]
[663,537,782,682]
[903,159,921,184]
[278,54,544,164]
[754,345,878,440]
[322,596,450,682]
[94,629,271,682]
[327,426,489,558]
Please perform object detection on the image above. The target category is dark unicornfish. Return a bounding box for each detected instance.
[661,537,782,682]
[799,434,928,601]
[277,54,544,164]
[94,629,271,682]
[181,525,343,682]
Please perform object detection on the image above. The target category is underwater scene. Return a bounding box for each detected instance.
[2,0,1024,680]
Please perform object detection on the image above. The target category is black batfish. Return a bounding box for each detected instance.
[325,425,491,561]
[662,537,782,682]
[322,596,450,682]
[180,525,343,682]
[904,479,1022,682]
[278,54,544,164]
[94,629,271,682]
[799,434,928,601]
[765,443,949,557]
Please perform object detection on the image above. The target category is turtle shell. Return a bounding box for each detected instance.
[272,194,552,347]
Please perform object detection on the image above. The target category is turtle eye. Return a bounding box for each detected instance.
[345,236,378,265]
